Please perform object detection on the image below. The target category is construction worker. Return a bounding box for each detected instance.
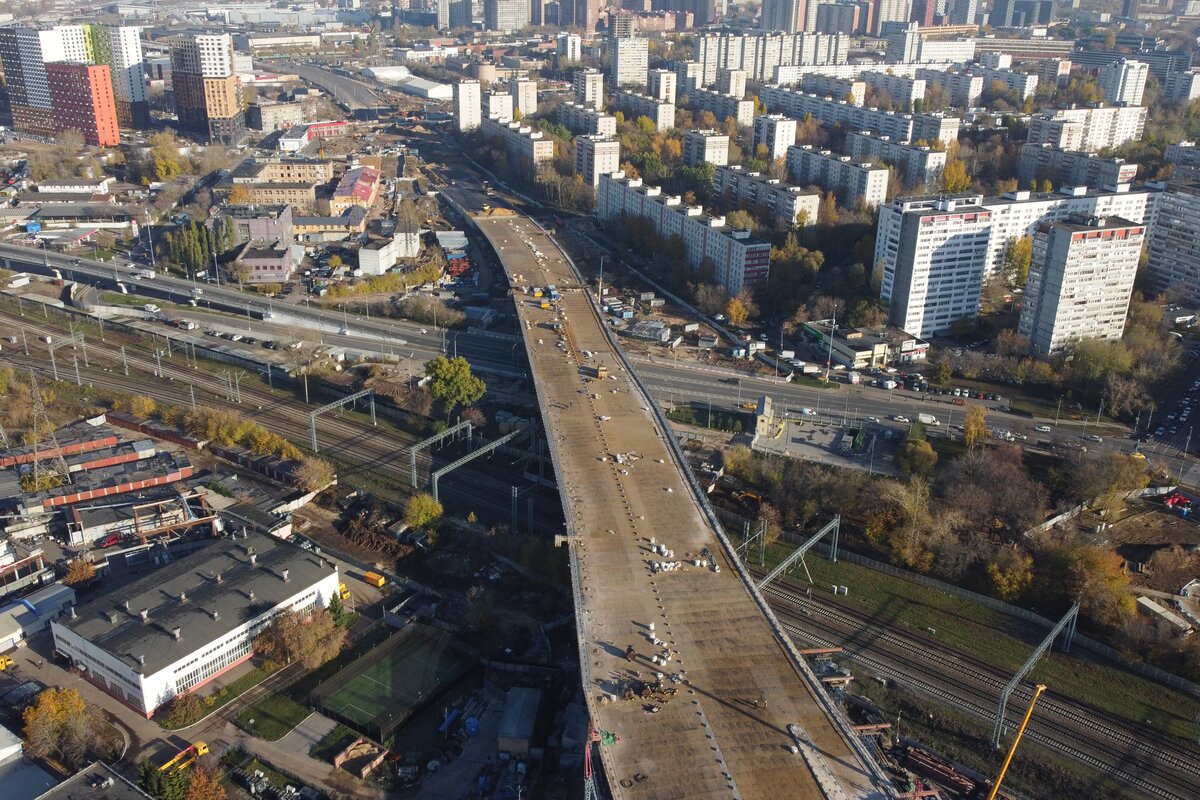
[625,644,636,662]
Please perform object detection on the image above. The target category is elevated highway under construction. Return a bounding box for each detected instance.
[464,199,891,799]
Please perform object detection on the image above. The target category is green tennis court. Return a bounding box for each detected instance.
[312,625,474,741]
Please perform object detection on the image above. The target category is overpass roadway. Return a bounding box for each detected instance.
[267,60,382,111]
[467,209,889,798]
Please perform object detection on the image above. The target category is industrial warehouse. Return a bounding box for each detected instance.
[50,530,339,716]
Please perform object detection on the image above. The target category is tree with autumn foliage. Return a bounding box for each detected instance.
[253,607,346,670]
[63,558,96,586]
[23,687,112,770]
[940,158,972,193]
[183,766,227,800]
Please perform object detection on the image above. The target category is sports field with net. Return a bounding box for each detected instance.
[311,625,474,741]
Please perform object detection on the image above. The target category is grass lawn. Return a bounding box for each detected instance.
[160,665,278,730]
[766,544,1200,740]
[235,694,312,741]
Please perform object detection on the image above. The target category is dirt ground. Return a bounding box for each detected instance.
[1082,499,1200,593]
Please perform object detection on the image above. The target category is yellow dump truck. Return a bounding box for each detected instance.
[362,572,387,588]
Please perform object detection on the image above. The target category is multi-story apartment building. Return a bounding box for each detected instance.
[45,63,120,147]
[682,130,730,166]
[844,131,946,189]
[762,0,815,33]
[481,116,555,180]
[676,61,704,95]
[1144,182,1200,304]
[815,2,866,35]
[753,114,797,161]
[1017,215,1145,355]
[452,80,481,131]
[508,78,538,117]
[860,71,926,109]
[786,145,890,207]
[611,37,649,88]
[79,25,148,127]
[484,0,526,33]
[974,66,1039,100]
[693,31,849,84]
[611,90,675,132]
[230,158,335,185]
[884,24,976,64]
[1017,144,1138,189]
[247,101,305,132]
[1026,105,1147,152]
[556,33,582,63]
[1099,58,1149,106]
[597,172,773,296]
[796,73,866,106]
[0,27,67,136]
[557,101,618,137]
[715,68,747,98]
[573,68,605,109]
[876,186,1155,336]
[915,68,984,107]
[575,135,621,186]
[1164,69,1200,105]
[647,69,677,103]
[713,165,821,228]
[483,92,514,120]
[685,87,755,127]
[170,33,245,145]
[759,85,961,143]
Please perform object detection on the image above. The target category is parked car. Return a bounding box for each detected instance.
[1035,425,1052,433]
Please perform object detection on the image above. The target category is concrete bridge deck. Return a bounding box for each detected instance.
[472,213,888,800]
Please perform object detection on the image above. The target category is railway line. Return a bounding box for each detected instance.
[0,307,561,535]
[753,573,1200,799]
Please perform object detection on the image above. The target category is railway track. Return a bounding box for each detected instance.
[0,308,562,534]
[753,574,1200,799]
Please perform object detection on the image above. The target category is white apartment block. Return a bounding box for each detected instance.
[686,87,755,127]
[915,68,984,107]
[611,90,675,132]
[877,196,994,337]
[693,31,850,84]
[557,101,618,137]
[713,165,821,228]
[677,61,704,95]
[597,172,773,296]
[1145,182,1200,304]
[753,114,797,161]
[861,71,927,109]
[844,131,947,189]
[786,145,890,207]
[576,136,621,187]
[759,85,961,144]
[875,186,1156,336]
[1017,144,1138,190]
[682,130,730,166]
[979,52,1011,69]
[453,80,482,131]
[647,69,677,103]
[973,66,1039,100]
[775,61,937,83]
[761,0,815,34]
[1164,69,1200,104]
[1099,58,1149,106]
[885,25,976,65]
[1018,215,1145,355]
[484,0,526,33]
[508,78,538,117]
[797,74,866,106]
[556,33,582,63]
[715,68,747,98]
[611,37,649,88]
[481,116,555,179]
[170,32,235,77]
[573,68,605,109]
[1027,105,1147,152]
[483,91,514,120]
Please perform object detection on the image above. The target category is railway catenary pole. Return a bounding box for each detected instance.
[991,603,1077,748]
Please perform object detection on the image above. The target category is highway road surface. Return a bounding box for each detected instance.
[465,204,891,798]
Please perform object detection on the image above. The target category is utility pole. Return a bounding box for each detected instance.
[72,355,81,386]
[154,349,163,377]
[189,384,196,410]
[145,209,156,272]
[120,346,129,376]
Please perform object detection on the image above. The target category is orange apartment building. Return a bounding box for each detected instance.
[45,62,120,146]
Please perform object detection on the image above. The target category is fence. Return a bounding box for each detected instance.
[795,537,1200,699]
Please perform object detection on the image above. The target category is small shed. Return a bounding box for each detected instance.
[497,687,541,757]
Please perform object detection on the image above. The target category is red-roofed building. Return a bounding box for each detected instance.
[327,165,380,216]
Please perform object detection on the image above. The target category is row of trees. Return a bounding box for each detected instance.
[163,219,236,278]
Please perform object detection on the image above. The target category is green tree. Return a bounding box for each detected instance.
[934,360,952,386]
[328,591,350,628]
[940,159,972,192]
[405,492,444,530]
[963,405,987,449]
[1070,338,1132,383]
[253,607,346,670]
[425,355,486,419]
